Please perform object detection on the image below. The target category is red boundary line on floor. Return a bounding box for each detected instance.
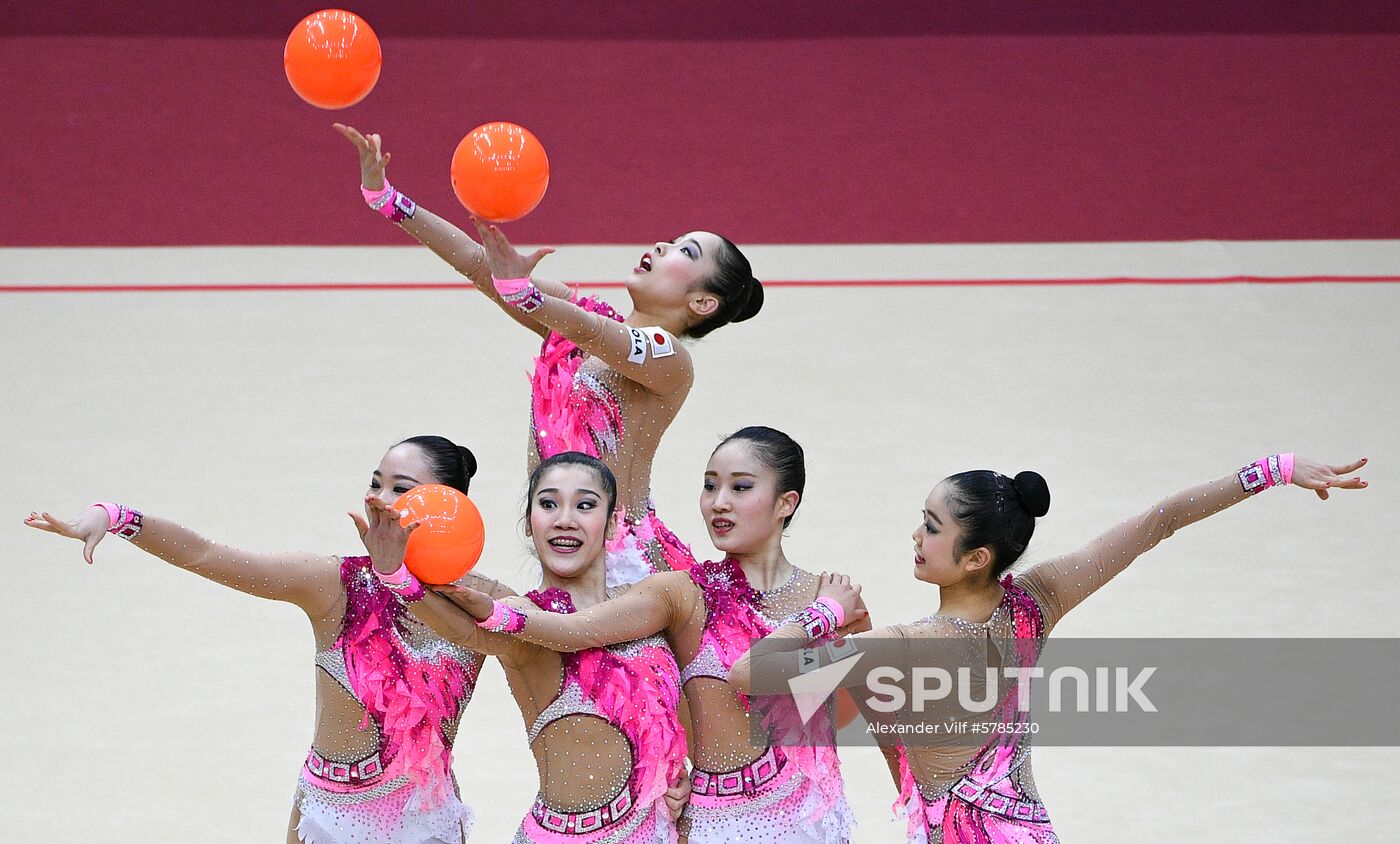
[1,275,1398,293]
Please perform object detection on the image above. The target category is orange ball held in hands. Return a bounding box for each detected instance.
[450,122,551,223]
[392,485,486,585]
[284,9,382,110]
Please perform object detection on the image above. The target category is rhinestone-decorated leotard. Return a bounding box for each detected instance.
[530,296,696,586]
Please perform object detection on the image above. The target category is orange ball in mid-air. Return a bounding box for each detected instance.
[393,485,486,585]
[284,9,381,110]
[450,122,551,223]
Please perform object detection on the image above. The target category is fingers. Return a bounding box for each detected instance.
[348,511,370,539]
[23,512,61,534]
[83,535,98,565]
[524,247,555,272]
[42,512,76,537]
[334,122,368,149]
[1332,457,1368,475]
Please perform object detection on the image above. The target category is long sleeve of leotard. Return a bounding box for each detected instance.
[502,571,699,652]
[394,204,574,338]
[1015,471,1250,630]
[407,590,535,661]
[129,516,343,616]
[519,292,694,395]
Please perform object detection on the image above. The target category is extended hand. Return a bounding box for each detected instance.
[471,217,554,282]
[1291,456,1368,500]
[349,495,419,573]
[431,582,496,621]
[24,506,110,564]
[334,123,391,191]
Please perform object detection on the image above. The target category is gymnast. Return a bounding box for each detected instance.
[729,453,1368,843]
[337,123,763,586]
[26,435,513,843]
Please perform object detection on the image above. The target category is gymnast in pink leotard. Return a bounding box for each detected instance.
[435,426,864,843]
[26,436,514,844]
[337,123,764,587]
[370,452,690,843]
[730,453,1369,843]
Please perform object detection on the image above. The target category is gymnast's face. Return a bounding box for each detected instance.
[367,444,438,507]
[702,440,797,554]
[912,483,965,586]
[626,231,724,310]
[528,465,611,578]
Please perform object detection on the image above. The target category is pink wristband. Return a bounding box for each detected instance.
[478,599,527,634]
[814,596,848,629]
[374,562,415,587]
[94,502,121,530]
[1238,453,1289,495]
[492,276,545,313]
[361,182,394,208]
[373,561,424,601]
[92,501,143,539]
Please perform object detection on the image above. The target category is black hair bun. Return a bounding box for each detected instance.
[458,446,478,480]
[734,277,763,323]
[1012,471,1050,517]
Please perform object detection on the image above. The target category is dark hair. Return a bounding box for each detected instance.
[685,235,763,339]
[395,435,478,495]
[715,425,805,527]
[525,451,619,522]
[942,470,1051,577]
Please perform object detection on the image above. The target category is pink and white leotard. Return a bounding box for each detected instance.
[530,295,695,587]
[513,588,686,844]
[681,558,855,843]
[296,556,481,844]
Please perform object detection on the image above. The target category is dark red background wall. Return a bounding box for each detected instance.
[6,2,1399,245]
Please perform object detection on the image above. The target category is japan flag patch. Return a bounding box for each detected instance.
[644,327,676,359]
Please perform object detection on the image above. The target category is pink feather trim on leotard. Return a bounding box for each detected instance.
[893,577,1051,843]
[337,557,476,809]
[530,295,626,461]
[688,558,847,831]
[527,588,686,810]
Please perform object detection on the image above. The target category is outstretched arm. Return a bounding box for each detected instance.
[348,494,523,657]
[473,221,694,395]
[334,124,566,338]
[1017,454,1368,629]
[434,570,693,652]
[25,505,342,617]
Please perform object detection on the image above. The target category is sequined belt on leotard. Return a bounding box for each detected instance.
[304,747,385,786]
[948,777,1049,822]
[690,745,786,796]
[530,788,635,834]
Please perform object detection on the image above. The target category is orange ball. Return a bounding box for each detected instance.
[450,122,550,223]
[393,485,486,585]
[284,9,382,110]
[834,689,861,730]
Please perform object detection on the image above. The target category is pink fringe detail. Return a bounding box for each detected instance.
[891,579,1051,843]
[527,588,686,808]
[530,296,626,461]
[687,559,847,827]
[337,557,477,809]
